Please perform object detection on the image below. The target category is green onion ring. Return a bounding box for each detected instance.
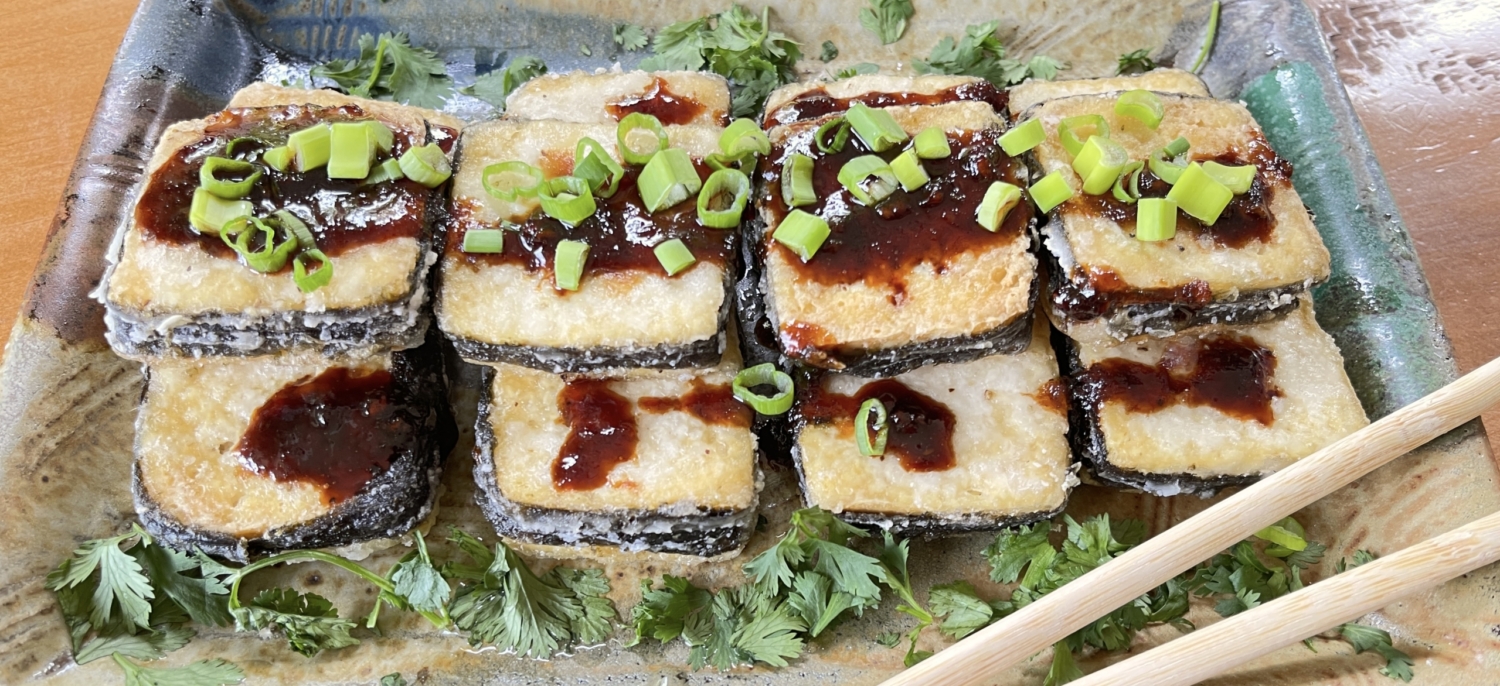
[538,175,598,226]
[719,118,771,157]
[855,398,889,456]
[837,155,898,206]
[815,117,852,153]
[199,156,262,199]
[731,363,795,416]
[397,143,452,187]
[573,137,625,198]
[221,215,298,273]
[1111,161,1146,204]
[696,168,751,229]
[1115,89,1166,129]
[292,249,333,292]
[616,112,669,165]
[481,161,545,202]
[1058,114,1109,158]
[782,153,816,208]
[273,209,317,251]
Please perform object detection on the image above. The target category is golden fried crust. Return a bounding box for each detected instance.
[505,70,731,126]
[1007,68,1211,116]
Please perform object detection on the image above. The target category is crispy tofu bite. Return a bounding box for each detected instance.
[791,317,1073,535]
[504,69,731,126]
[1006,68,1211,117]
[752,96,1037,377]
[103,84,458,359]
[762,74,1007,128]
[1063,296,1367,495]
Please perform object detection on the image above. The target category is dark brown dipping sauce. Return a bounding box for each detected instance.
[797,378,958,472]
[638,379,752,428]
[1031,378,1069,415]
[235,367,414,505]
[1051,266,1213,322]
[605,76,715,126]
[761,128,1029,288]
[447,164,737,281]
[764,82,1009,127]
[1077,334,1280,425]
[135,104,431,263]
[553,379,639,491]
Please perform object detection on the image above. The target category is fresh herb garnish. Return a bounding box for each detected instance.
[461,56,549,110]
[860,0,914,45]
[1190,0,1222,74]
[614,23,649,51]
[913,21,1066,86]
[637,5,801,118]
[311,32,454,108]
[1116,48,1158,75]
[379,674,408,686]
[111,654,243,686]
[819,40,839,62]
[836,62,880,79]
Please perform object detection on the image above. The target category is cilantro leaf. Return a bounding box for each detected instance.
[111,654,243,686]
[744,528,806,596]
[819,40,839,62]
[638,5,800,118]
[311,32,454,108]
[1341,623,1415,682]
[859,0,914,45]
[836,63,879,79]
[807,539,887,609]
[388,532,450,618]
[913,22,1066,86]
[630,575,712,644]
[928,581,993,639]
[1336,549,1378,573]
[447,540,614,657]
[49,532,154,633]
[1116,48,1158,75]
[379,675,408,686]
[132,542,230,628]
[983,521,1054,584]
[232,588,359,657]
[74,625,194,664]
[1044,641,1084,686]
[787,571,856,637]
[554,567,616,644]
[614,24,648,51]
[461,56,548,111]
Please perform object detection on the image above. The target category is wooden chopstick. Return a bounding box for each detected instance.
[1070,507,1500,685]
[881,355,1500,686]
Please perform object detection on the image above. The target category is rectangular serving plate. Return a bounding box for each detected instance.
[2,1,1497,684]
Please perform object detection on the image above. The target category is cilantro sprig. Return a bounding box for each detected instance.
[860,0,914,45]
[461,56,548,111]
[1116,48,1158,75]
[638,5,801,118]
[311,32,454,108]
[913,21,1066,86]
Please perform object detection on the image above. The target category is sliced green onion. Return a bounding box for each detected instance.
[998,118,1045,156]
[1166,162,1234,225]
[976,181,1023,232]
[616,112,668,165]
[362,120,395,153]
[553,239,589,291]
[890,150,929,192]
[328,122,376,179]
[719,118,770,157]
[837,155,898,206]
[288,124,331,172]
[731,363,794,415]
[292,249,333,292]
[696,168,751,229]
[912,126,951,159]
[1115,90,1165,129]
[846,102,908,152]
[1149,138,1192,185]
[461,229,506,253]
[273,209,316,250]
[198,157,261,199]
[481,160,545,202]
[188,188,253,235]
[638,147,702,213]
[1058,114,1108,158]
[573,137,625,198]
[398,143,452,188]
[538,176,597,226]
[706,150,755,171]
[814,117,852,153]
[855,398,889,456]
[772,209,831,262]
[221,215,298,273]
[1164,136,1191,157]
[362,158,405,185]
[1029,171,1074,213]
[224,137,263,159]
[1111,161,1145,204]
[782,153,815,208]
[653,238,696,276]
[1202,160,1256,195]
[1135,197,1178,241]
[262,146,293,172]
[1071,136,1131,195]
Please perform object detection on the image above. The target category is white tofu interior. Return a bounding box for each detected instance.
[505,70,730,126]
[763,74,985,124]
[1008,68,1210,116]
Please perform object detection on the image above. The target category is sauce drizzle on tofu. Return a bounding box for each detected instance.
[235,367,415,504]
[1076,334,1281,425]
[554,379,639,490]
[764,81,1009,127]
[605,76,715,126]
[638,379,753,428]
[797,377,958,472]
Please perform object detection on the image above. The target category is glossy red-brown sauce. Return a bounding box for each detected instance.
[553,378,639,491]
[134,104,431,263]
[1051,266,1214,322]
[1076,334,1280,425]
[638,379,752,428]
[1031,378,1069,416]
[761,128,1029,288]
[605,76,716,125]
[796,377,958,472]
[234,367,414,505]
[764,81,1009,127]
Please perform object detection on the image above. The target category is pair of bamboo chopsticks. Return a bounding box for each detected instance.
[882,355,1500,686]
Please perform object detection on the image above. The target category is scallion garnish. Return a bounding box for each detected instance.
[845,102,908,152]
[998,118,1045,156]
[1166,162,1233,224]
[1136,197,1178,241]
[731,363,794,416]
[653,238,696,276]
[1202,160,1255,194]
[273,209,316,250]
[292,248,333,292]
[837,155,898,206]
[814,117,852,153]
[1148,137,1192,185]
[890,150,929,192]
[288,124,332,172]
[224,136,263,159]
[782,153,816,208]
[719,118,771,157]
[328,122,377,179]
[481,160,545,202]
[976,181,1022,232]
[855,398,888,456]
[462,229,506,253]
[1057,114,1108,158]
[538,176,598,226]
[1111,161,1145,204]
[574,137,625,198]
[697,168,751,229]
[362,158,405,185]
[554,239,590,291]
[1029,171,1074,213]
[638,148,702,213]
[220,216,298,273]
[772,209,831,262]
[187,188,252,235]
[912,126,951,159]
[1115,89,1165,129]
[362,120,395,153]
[705,150,755,172]
[198,157,261,199]
[397,143,452,187]
[616,112,669,165]
[1071,136,1131,195]
[262,146,293,172]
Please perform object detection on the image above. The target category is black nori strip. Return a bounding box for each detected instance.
[733,231,794,462]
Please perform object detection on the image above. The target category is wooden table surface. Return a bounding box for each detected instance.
[2,0,1497,450]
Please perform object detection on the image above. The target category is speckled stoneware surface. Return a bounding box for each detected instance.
[2,0,1497,684]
